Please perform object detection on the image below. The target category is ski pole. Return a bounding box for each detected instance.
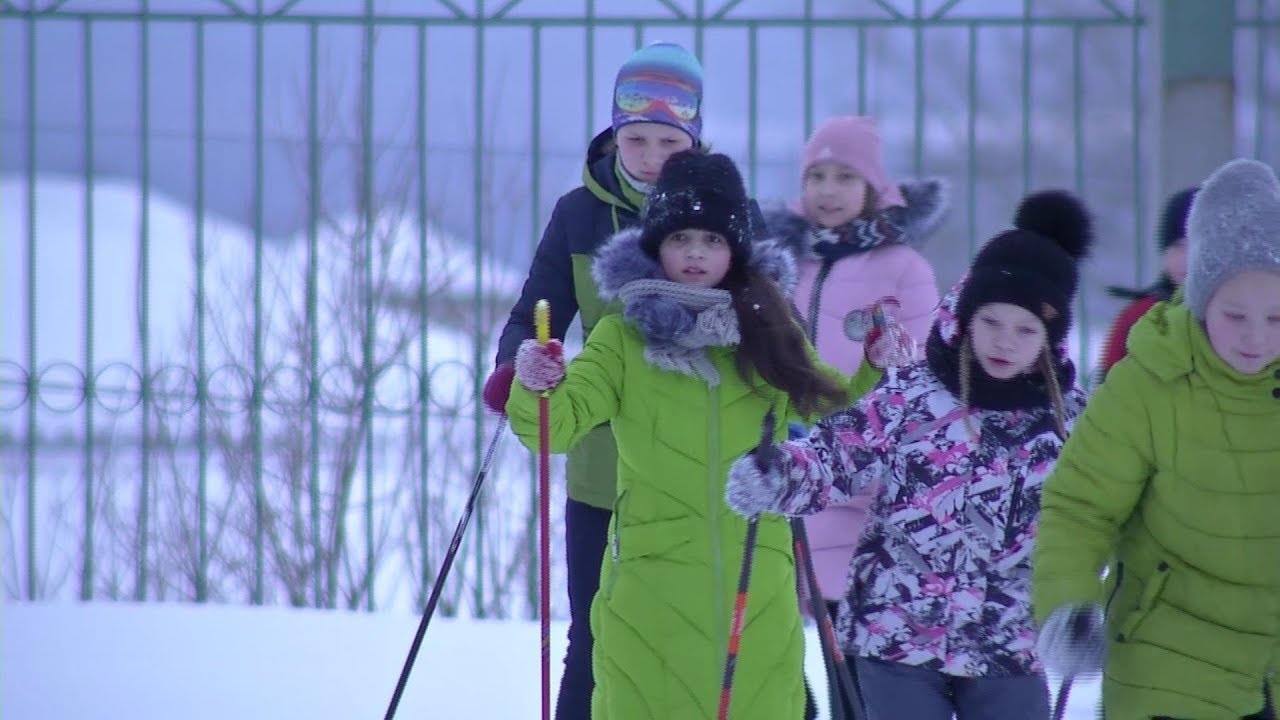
[1051,673,1074,720]
[535,299,553,720]
[788,296,897,720]
[1051,609,1097,720]
[718,515,760,720]
[717,409,777,720]
[792,519,866,720]
[384,415,508,720]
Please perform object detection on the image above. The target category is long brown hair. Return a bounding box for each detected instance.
[723,268,848,417]
[859,183,880,221]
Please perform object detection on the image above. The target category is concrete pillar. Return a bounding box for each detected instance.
[1157,0,1236,200]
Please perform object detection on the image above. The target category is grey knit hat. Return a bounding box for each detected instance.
[1184,158,1280,320]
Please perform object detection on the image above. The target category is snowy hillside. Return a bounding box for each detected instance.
[1,175,555,616]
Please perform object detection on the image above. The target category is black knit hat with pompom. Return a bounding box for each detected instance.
[639,150,755,269]
[956,190,1094,346]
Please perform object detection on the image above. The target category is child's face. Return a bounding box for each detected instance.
[1163,239,1188,286]
[616,122,694,184]
[968,303,1047,380]
[1203,270,1280,374]
[801,161,868,229]
[658,229,732,288]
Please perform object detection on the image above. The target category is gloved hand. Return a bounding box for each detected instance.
[863,300,919,370]
[481,362,516,415]
[514,338,565,392]
[725,410,786,518]
[1036,603,1107,678]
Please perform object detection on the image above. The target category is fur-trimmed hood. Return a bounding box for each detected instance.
[590,226,798,385]
[768,177,949,260]
[592,226,800,299]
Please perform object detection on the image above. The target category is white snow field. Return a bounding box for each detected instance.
[1,601,1101,719]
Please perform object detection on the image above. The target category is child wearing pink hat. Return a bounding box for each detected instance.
[767,114,947,717]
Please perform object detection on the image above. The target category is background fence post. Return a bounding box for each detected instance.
[1157,0,1236,201]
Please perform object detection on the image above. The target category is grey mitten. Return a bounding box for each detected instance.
[725,410,786,518]
[1037,603,1107,677]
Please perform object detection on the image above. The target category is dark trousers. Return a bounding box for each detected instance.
[554,498,612,720]
[854,657,1050,720]
[803,601,861,719]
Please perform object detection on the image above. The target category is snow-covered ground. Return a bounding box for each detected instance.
[1,601,1102,719]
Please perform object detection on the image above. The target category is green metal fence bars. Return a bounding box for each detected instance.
[0,0,1275,615]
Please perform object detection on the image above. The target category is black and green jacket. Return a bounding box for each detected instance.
[495,128,764,509]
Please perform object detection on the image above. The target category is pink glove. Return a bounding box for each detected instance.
[864,302,919,370]
[514,338,565,392]
[481,363,516,415]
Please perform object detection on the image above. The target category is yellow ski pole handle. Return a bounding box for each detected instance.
[535,299,551,346]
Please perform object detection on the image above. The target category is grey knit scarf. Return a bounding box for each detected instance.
[617,278,740,386]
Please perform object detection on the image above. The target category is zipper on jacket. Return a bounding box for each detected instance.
[605,491,627,599]
[1103,561,1124,617]
[1117,560,1170,642]
[708,383,726,677]
[805,257,836,344]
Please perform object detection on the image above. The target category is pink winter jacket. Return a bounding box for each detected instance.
[769,178,946,601]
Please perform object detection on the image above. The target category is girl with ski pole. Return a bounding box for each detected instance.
[726,189,1093,720]
[504,149,908,719]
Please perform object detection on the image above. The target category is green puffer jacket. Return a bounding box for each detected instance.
[507,311,881,719]
[1033,300,1280,719]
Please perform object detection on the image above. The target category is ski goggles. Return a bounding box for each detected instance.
[614,77,700,123]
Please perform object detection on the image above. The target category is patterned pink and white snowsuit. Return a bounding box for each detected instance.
[767,361,1085,677]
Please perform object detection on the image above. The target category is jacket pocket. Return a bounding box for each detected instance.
[604,491,627,600]
[1116,560,1171,643]
[605,493,694,600]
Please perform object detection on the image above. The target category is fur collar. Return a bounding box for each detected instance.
[591,227,799,385]
[593,226,799,300]
[769,177,950,261]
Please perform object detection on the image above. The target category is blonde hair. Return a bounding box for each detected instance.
[958,335,1070,441]
[1039,347,1070,441]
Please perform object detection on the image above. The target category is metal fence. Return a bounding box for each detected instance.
[0,0,1275,615]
